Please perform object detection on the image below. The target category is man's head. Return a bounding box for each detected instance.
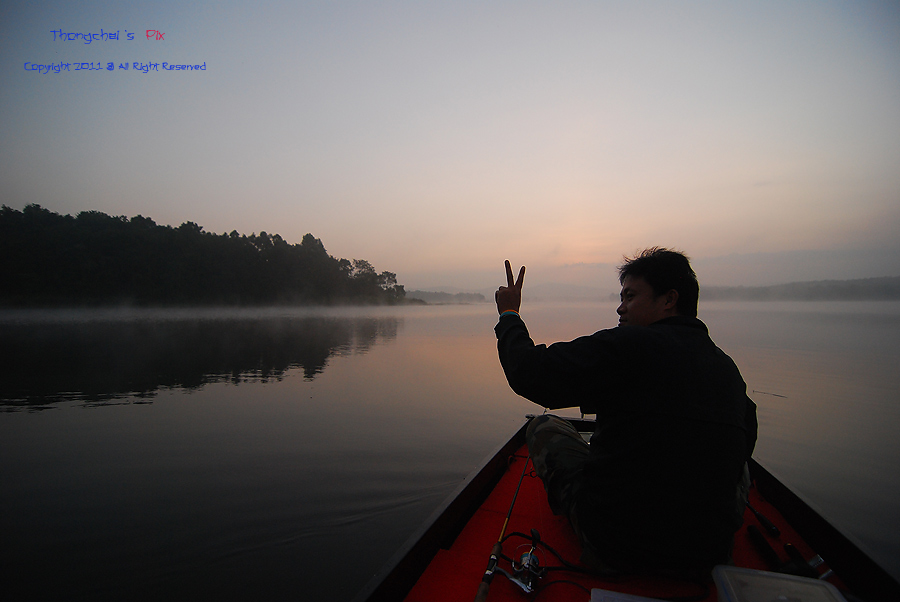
[616,248,699,326]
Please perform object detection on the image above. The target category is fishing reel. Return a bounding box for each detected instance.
[497,529,547,593]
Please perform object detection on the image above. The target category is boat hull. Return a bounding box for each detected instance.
[353,417,899,602]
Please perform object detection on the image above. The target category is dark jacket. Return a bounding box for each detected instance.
[495,313,758,570]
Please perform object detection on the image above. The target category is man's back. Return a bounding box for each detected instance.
[496,313,756,571]
[494,249,758,572]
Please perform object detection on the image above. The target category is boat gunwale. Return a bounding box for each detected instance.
[353,417,900,602]
[749,460,900,601]
[351,421,529,602]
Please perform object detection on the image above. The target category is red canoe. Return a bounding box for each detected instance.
[353,417,899,602]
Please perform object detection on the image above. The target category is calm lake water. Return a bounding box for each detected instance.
[2,301,898,600]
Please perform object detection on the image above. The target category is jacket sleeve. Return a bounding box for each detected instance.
[495,313,617,410]
[744,397,758,459]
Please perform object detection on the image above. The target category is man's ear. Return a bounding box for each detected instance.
[664,289,679,312]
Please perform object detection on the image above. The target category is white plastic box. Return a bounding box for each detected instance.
[712,565,848,602]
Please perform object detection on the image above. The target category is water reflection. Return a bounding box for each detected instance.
[0,310,400,408]
[1,301,899,599]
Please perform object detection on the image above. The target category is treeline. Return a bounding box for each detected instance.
[0,205,406,306]
[701,277,900,301]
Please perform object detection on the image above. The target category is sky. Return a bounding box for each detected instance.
[2,1,899,292]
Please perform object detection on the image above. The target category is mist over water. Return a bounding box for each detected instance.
[1,301,898,600]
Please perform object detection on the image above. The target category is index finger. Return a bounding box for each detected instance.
[515,265,525,289]
[505,260,514,287]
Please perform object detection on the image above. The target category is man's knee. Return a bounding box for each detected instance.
[526,415,590,481]
[524,415,590,517]
[526,414,584,450]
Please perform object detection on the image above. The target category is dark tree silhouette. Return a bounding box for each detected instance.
[0,205,406,306]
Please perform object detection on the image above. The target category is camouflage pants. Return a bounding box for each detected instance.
[525,415,590,521]
[526,414,751,572]
[526,414,610,569]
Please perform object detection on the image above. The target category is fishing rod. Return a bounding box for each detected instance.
[752,389,787,398]
[473,451,533,602]
[747,502,780,536]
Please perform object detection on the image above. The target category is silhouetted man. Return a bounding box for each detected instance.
[494,248,757,574]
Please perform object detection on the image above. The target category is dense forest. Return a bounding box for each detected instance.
[0,205,406,306]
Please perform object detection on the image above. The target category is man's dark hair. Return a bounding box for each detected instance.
[618,247,699,318]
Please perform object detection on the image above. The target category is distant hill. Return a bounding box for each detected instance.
[406,290,487,304]
[520,282,612,301]
[701,276,900,301]
[467,283,612,302]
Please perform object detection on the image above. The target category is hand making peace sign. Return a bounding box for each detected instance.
[495,260,525,315]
